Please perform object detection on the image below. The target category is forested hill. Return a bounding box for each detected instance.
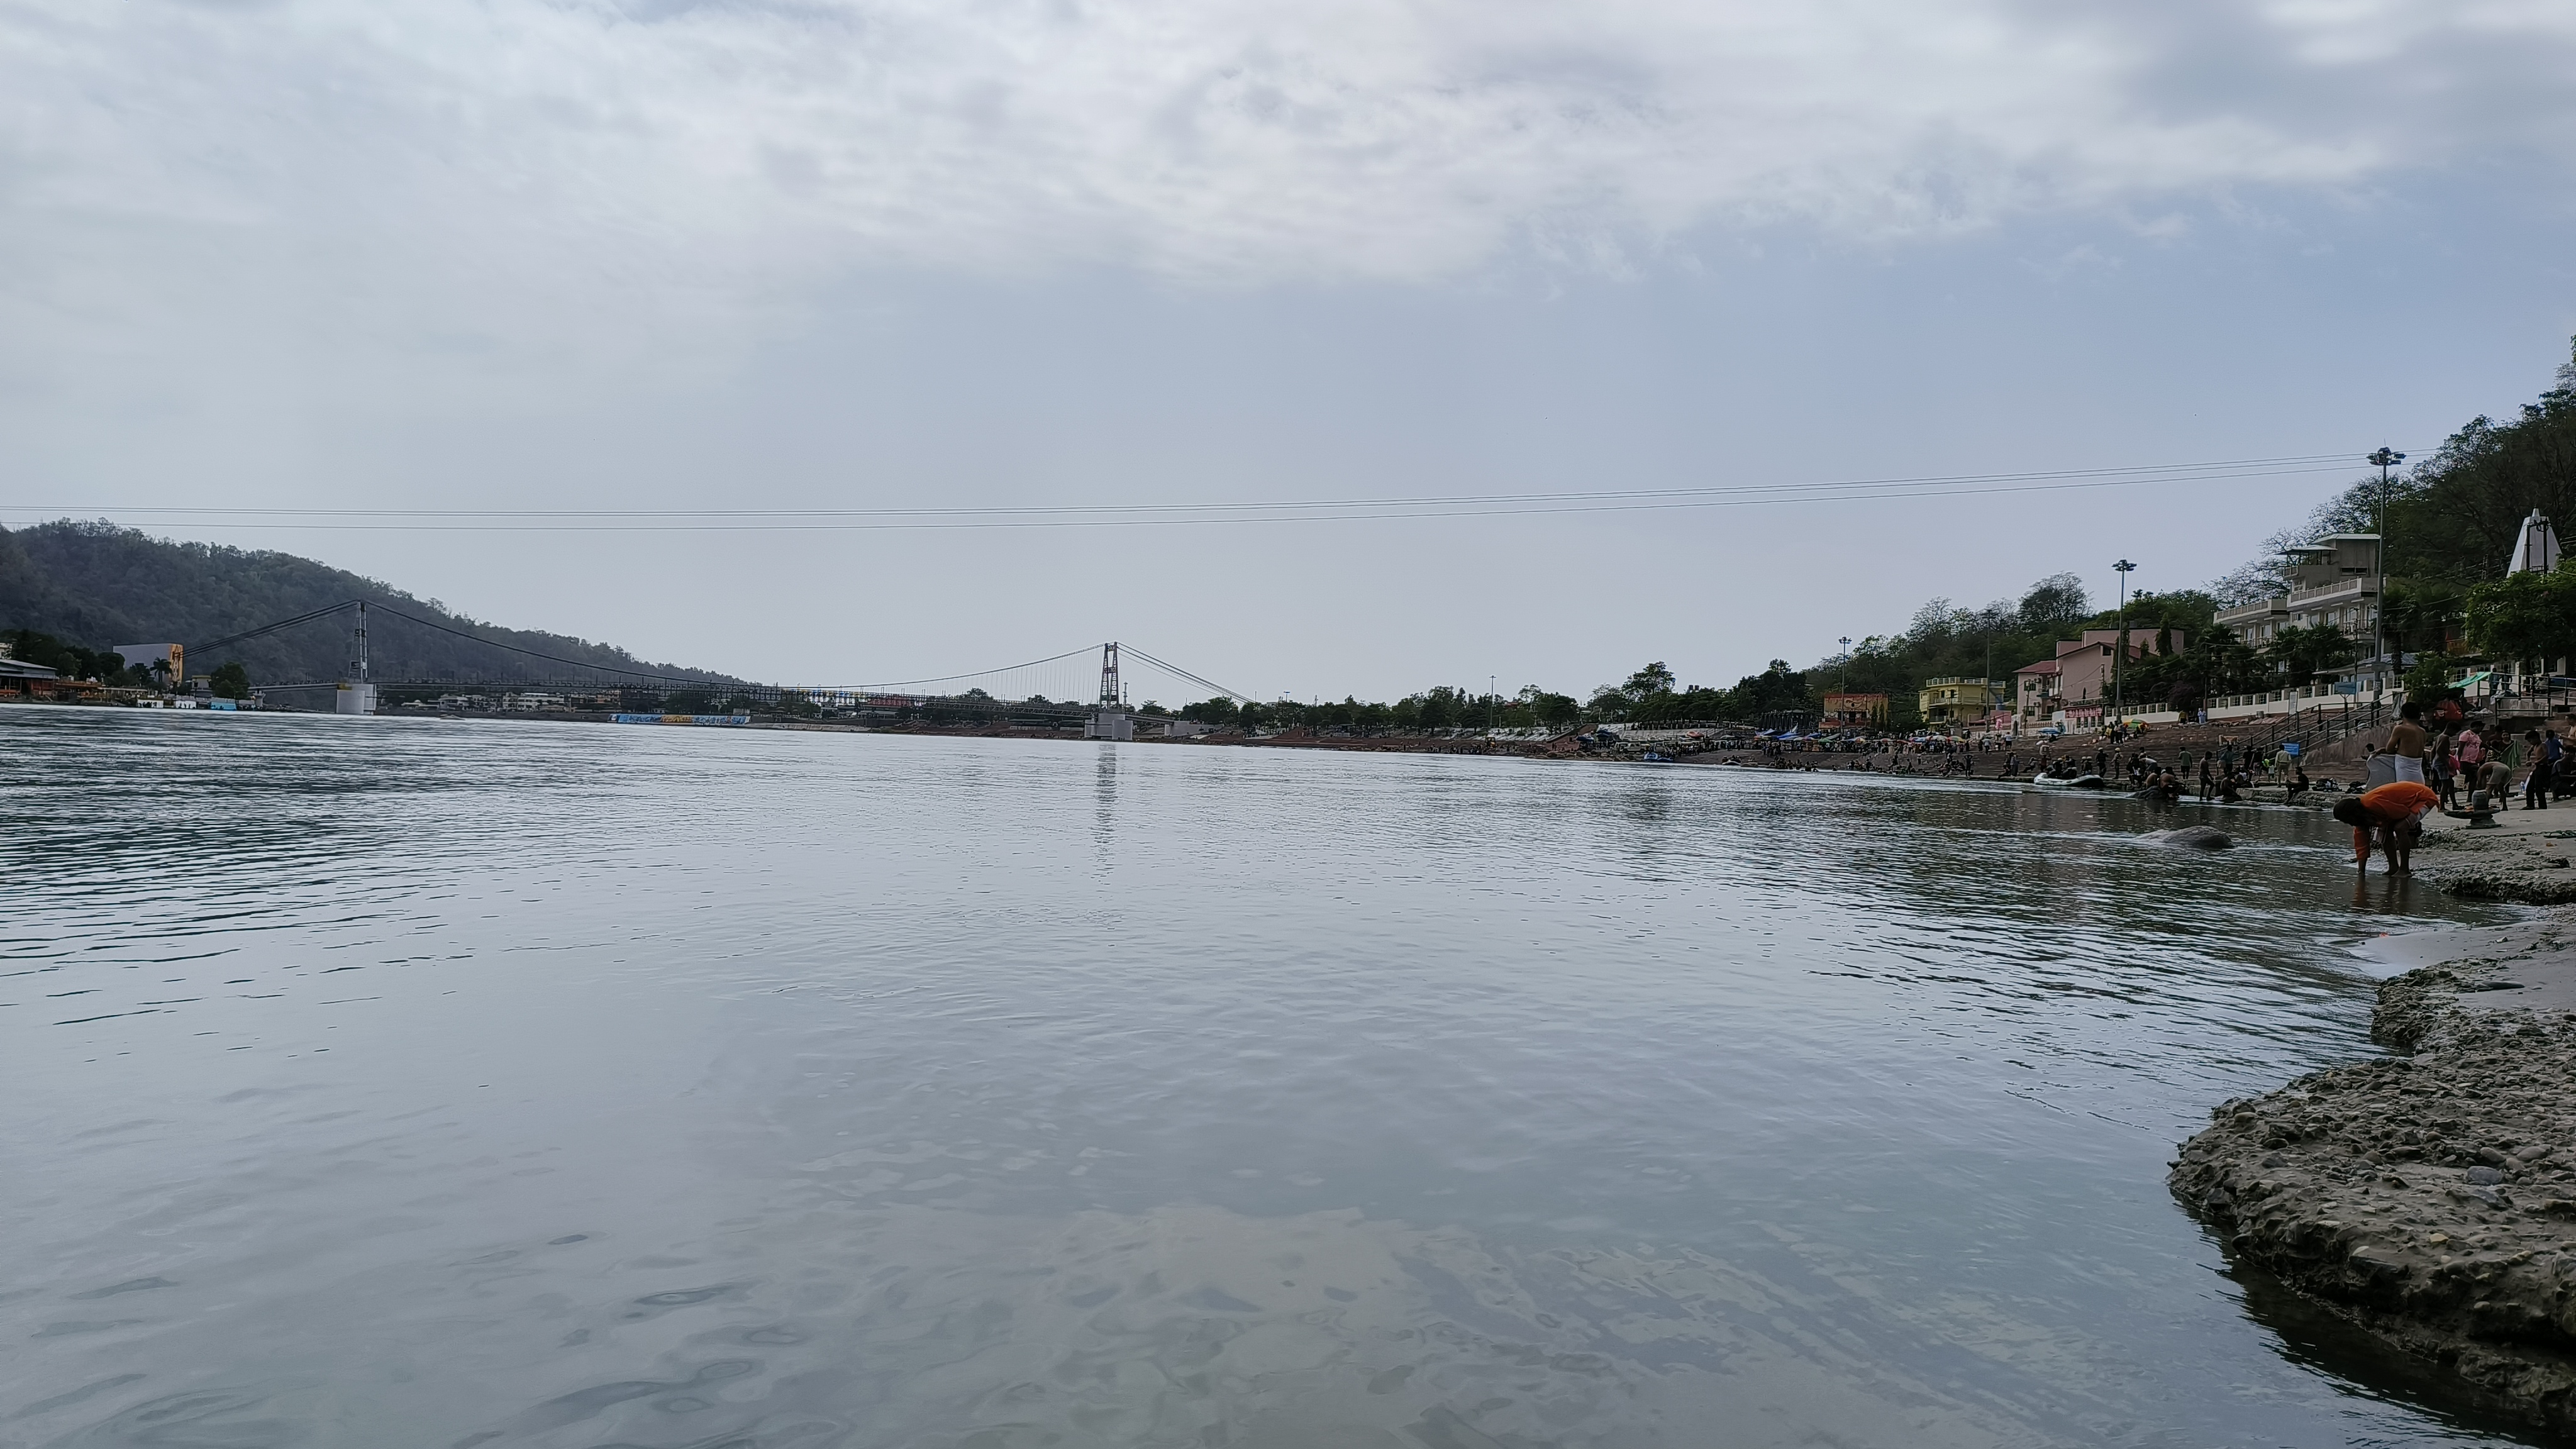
[0,520,738,687]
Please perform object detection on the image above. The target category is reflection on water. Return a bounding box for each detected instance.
[0,708,2537,1446]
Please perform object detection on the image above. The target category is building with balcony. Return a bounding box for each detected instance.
[1917,677,2006,728]
[2212,533,2387,692]
[2012,628,2184,728]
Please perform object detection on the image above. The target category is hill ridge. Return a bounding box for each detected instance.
[0,519,738,688]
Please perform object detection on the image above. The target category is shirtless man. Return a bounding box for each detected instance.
[2334,780,2440,874]
[2384,702,2429,786]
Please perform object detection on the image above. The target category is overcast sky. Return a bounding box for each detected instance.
[6,0,2575,700]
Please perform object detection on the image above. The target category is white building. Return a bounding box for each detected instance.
[2212,533,2387,694]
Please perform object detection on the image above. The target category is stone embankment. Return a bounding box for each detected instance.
[2171,922,2576,1432]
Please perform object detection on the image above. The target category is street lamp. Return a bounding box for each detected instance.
[2112,559,2137,724]
[1839,636,1853,691]
[2367,447,2406,696]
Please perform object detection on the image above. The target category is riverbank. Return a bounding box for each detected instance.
[2170,914,2576,1434]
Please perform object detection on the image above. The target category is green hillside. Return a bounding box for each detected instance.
[0,520,736,689]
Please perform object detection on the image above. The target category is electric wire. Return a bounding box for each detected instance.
[7,453,2384,535]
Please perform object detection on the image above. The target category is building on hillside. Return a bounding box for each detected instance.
[1820,692,1889,728]
[2014,660,2062,726]
[2212,533,2386,692]
[112,642,184,683]
[1916,678,2006,728]
[2012,628,2184,728]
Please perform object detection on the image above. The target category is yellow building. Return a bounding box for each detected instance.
[1917,677,2007,728]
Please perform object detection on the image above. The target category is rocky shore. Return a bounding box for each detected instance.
[2170,916,2576,1433]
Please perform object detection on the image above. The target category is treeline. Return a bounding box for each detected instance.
[0,520,736,688]
[1796,338,2576,722]
[1171,658,1823,733]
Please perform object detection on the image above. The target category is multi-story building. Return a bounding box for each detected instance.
[2012,628,2184,728]
[1916,678,2006,728]
[1821,692,1889,728]
[2212,533,2384,691]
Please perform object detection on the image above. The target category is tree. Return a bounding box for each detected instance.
[2018,574,2092,632]
[2263,624,2356,687]
[1181,696,1240,727]
[1623,662,1677,697]
[1723,660,1816,724]
[209,661,252,699]
[1519,687,1581,730]
[2465,568,2576,674]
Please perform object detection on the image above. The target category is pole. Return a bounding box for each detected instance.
[2367,447,2405,697]
[1839,636,1852,691]
[2112,560,2136,727]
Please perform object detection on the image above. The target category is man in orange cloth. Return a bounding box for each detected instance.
[2333,780,2440,874]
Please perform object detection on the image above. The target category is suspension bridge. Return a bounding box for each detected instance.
[191,599,1254,736]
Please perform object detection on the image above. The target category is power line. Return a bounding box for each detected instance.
[6,453,2384,535]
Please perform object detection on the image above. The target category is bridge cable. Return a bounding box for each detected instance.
[1120,646,1257,704]
[188,598,364,655]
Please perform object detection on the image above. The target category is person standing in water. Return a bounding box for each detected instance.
[2334,780,2439,875]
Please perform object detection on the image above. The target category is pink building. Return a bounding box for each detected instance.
[2014,628,2183,726]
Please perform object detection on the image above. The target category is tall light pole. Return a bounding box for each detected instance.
[2367,447,2406,696]
[1839,636,1852,691]
[2112,560,2136,724]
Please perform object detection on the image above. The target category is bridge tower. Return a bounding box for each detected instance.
[1085,641,1132,741]
[337,600,377,715]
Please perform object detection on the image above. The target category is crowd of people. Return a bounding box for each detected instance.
[2334,700,2570,874]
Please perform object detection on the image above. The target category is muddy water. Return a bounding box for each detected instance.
[0,709,2537,1446]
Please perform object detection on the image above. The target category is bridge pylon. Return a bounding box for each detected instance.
[1085,641,1131,740]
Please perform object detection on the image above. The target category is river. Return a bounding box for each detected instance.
[0,708,2543,1446]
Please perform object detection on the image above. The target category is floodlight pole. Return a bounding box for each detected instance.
[2367,447,2406,697]
[2112,560,2136,725]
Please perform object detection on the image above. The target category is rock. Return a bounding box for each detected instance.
[2172,953,2576,1436]
[2158,825,2235,850]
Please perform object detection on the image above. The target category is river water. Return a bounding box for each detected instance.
[0,708,2545,1447]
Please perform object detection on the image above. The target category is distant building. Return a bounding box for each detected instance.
[1821,692,1889,728]
[2013,628,2184,726]
[1916,677,2006,728]
[2212,533,2384,691]
[0,639,60,685]
[112,642,184,683]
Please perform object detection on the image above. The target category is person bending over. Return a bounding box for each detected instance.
[2334,780,2438,875]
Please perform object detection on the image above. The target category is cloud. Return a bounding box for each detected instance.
[2,0,2571,377]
